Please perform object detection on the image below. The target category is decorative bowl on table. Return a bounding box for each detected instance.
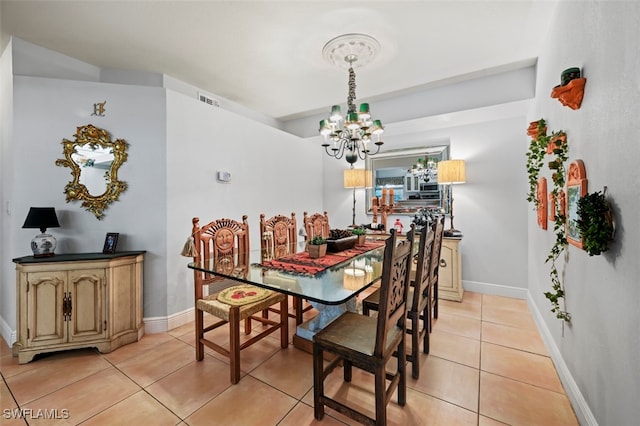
[326,229,358,252]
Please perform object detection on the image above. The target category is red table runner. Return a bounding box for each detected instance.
[257,240,385,276]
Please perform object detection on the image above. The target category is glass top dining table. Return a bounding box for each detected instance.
[187,241,386,306]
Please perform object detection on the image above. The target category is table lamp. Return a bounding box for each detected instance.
[344,167,372,227]
[437,160,466,237]
[22,207,60,257]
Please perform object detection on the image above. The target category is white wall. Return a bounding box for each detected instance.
[0,39,14,342]
[165,89,323,319]
[528,2,640,425]
[1,75,168,334]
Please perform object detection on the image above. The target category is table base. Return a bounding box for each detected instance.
[292,299,357,353]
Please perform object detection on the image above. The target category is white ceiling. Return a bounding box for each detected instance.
[1,0,557,122]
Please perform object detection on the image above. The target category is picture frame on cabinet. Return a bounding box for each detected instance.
[566,160,587,249]
[103,232,119,254]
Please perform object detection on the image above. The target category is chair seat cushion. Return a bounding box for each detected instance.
[197,285,286,321]
[217,284,272,306]
[313,312,403,356]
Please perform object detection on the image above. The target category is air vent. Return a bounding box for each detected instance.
[198,92,220,107]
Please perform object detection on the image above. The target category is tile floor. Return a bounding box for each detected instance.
[1,291,579,425]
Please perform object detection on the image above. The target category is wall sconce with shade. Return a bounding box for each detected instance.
[319,34,385,165]
[22,207,61,257]
[437,160,466,237]
[344,167,372,227]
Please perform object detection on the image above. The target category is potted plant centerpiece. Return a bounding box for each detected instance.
[351,227,367,246]
[326,229,358,252]
[308,235,327,258]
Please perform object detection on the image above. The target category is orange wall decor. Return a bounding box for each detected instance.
[551,77,586,110]
[537,177,548,230]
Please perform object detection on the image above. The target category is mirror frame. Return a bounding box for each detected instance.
[55,124,128,220]
[365,145,450,215]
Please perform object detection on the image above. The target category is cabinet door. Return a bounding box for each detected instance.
[109,263,139,337]
[26,271,66,347]
[438,243,455,294]
[68,269,107,342]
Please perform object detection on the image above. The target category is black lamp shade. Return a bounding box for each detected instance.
[22,207,60,234]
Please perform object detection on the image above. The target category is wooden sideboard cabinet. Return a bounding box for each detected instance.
[12,251,145,364]
[439,237,463,301]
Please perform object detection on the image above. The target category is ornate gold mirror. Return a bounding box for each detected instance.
[55,124,128,219]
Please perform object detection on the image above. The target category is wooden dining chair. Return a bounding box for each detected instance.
[362,224,435,379]
[191,215,288,384]
[303,211,330,239]
[427,216,445,331]
[258,212,311,325]
[313,228,415,425]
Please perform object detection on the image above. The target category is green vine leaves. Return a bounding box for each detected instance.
[526,119,571,321]
[577,190,614,256]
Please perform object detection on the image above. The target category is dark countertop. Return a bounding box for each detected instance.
[13,251,146,264]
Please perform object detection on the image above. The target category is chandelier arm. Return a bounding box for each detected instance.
[327,139,348,159]
[366,143,382,156]
[356,144,368,160]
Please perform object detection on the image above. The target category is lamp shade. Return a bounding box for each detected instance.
[343,169,372,189]
[437,160,466,184]
[22,207,60,233]
[22,207,60,257]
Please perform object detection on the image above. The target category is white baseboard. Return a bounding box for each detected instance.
[143,307,194,334]
[463,279,529,299]
[0,315,16,348]
[527,293,597,426]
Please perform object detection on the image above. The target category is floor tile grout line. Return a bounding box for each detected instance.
[7,349,114,407]
[479,369,568,396]
[1,371,22,413]
[476,294,484,421]
[97,337,223,423]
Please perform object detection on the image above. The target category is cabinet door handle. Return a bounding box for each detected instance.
[62,293,68,321]
[440,259,447,268]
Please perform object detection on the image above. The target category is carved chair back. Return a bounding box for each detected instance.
[191,216,250,297]
[260,213,297,260]
[303,211,330,239]
[374,226,415,358]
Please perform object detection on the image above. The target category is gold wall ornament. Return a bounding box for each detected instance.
[55,124,128,219]
[92,101,106,116]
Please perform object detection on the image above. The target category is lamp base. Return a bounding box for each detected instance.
[31,233,57,257]
[444,228,463,238]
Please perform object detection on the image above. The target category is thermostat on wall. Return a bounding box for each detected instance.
[217,171,232,183]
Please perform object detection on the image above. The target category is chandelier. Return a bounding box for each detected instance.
[409,158,438,182]
[319,34,384,164]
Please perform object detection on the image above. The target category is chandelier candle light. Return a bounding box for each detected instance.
[319,34,385,164]
[437,160,466,237]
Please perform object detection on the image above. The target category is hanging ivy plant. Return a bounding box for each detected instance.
[545,131,570,321]
[526,119,548,207]
[526,119,571,321]
[577,190,614,256]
